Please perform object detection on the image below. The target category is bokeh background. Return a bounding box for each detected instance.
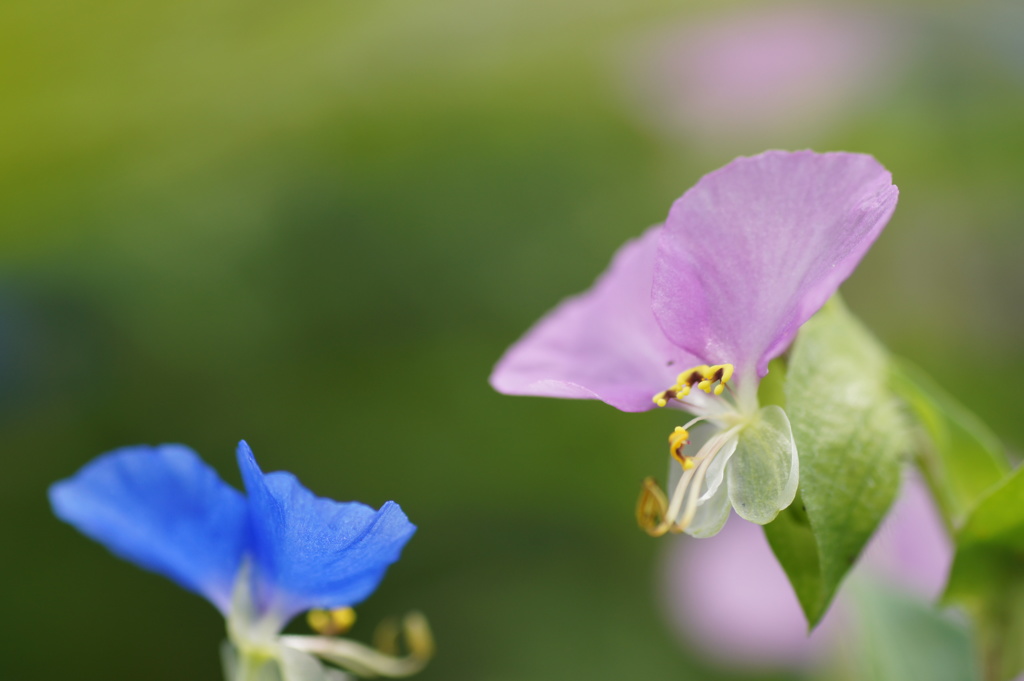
[4,0,1023,679]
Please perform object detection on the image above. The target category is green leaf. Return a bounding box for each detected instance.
[763,493,823,617]
[890,360,1008,528]
[957,465,1024,550]
[945,465,1024,681]
[888,331,1013,680]
[769,297,907,626]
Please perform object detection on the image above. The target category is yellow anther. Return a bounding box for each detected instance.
[653,387,685,408]
[636,477,671,536]
[699,364,735,395]
[287,611,434,677]
[373,612,434,661]
[308,607,357,636]
[708,364,734,387]
[676,365,710,389]
[669,426,694,469]
[655,363,735,407]
[654,365,712,404]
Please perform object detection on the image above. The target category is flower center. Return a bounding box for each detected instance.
[651,363,736,468]
[639,363,740,536]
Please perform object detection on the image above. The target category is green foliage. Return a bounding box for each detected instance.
[890,360,1009,528]
[888,345,1021,680]
[765,298,907,627]
[946,466,1024,681]
[761,492,821,620]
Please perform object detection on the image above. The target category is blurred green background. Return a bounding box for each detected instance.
[4,0,1023,679]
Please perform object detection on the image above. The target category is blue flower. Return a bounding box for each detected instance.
[50,441,431,681]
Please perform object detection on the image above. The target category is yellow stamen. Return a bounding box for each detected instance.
[373,612,435,661]
[308,607,357,636]
[652,363,735,407]
[284,611,434,678]
[676,365,710,390]
[669,426,694,470]
[636,477,671,537]
[652,390,673,408]
[692,364,735,394]
[706,364,734,395]
[638,424,741,538]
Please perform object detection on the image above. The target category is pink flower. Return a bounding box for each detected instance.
[620,6,907,146]
[491,151,897,536]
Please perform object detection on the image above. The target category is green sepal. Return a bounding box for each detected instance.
[767,297,907,627]
[945,465,1024,681]
[889,359,1008,528]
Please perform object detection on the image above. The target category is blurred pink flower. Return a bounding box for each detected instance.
[857,474,951,599]
[620,5,911,148]
[661,474,951,669]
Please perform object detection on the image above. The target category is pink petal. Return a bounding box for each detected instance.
[490,226,698,412]
[653,150,898,380]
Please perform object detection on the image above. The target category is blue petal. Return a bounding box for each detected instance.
[49,444,248,613]
[236,441,416,621]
